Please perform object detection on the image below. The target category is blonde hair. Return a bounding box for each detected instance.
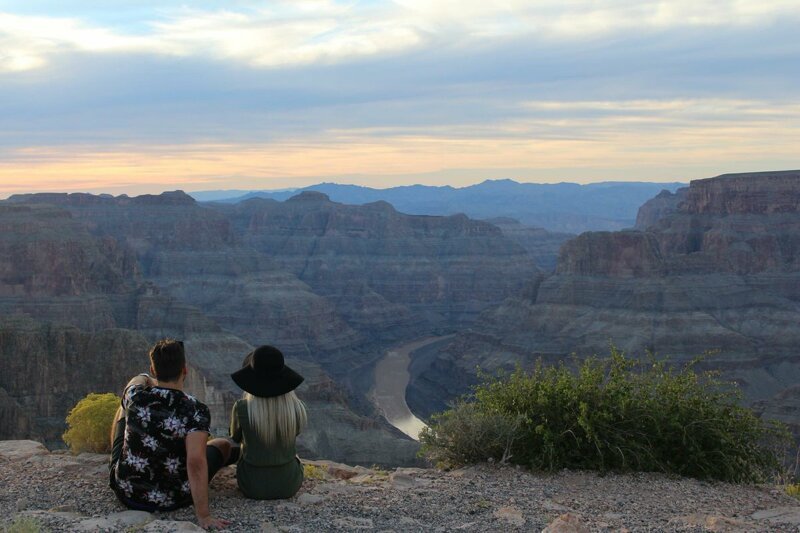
[244,391,307,446]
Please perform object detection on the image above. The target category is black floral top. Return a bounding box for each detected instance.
[112,385,211,510]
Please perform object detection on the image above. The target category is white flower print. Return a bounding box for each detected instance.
[137,406,152,423]
[162,416,187,436]
[124,386,138,406]
[142,435,158,451]
[154,388,171,398]
[117,479,134,497]
[181,480,191,494]
[164,456,181,474]
[124,453,149,473]
[145,489,173,507]
[192,410,204,423]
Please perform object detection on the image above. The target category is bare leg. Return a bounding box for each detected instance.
[207,437,234,464]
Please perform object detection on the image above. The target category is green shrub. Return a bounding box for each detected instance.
[420,347,789,483]
[63,392,120,454]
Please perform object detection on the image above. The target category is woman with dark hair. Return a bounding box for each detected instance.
[229,345,307,500]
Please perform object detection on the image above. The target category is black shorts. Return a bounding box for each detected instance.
[109,418,228,512]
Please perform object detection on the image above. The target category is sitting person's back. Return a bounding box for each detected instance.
[230,345,307,500]
[110,339,235,529]
[115,383,209,507]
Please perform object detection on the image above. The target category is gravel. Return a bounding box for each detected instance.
[2,442,800,532]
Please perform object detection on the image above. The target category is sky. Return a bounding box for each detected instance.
[0,0,798,196]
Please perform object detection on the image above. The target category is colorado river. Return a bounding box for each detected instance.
[371,335,454,441]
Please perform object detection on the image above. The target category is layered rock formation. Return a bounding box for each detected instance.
[484,218,574,272]
[222,192,536,340]
[411,171,800,417]
[2,190,535,464]
[0,315,148,447]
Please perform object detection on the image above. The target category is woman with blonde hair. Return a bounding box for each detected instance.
[230,345,307,500]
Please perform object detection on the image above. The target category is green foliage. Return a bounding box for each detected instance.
[63,392,120,454]
[420,348,789,483]
[1,516,43,533]
[786,484,800,498]
[303,463,326,480]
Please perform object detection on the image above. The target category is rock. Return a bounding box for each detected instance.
[493,506,525,527]
[389,472,431,490]
[542,513,589,533]
[107,510,155,527]
[751,506,800,524]
[0,441,49,461]
[670,513,753,532]
[14,498,29,511]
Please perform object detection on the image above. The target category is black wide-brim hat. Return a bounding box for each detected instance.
[231,345,304,398]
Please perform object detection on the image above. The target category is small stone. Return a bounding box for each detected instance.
[542,513,590,533]
[493,506,525,527]
[15,498,29,512]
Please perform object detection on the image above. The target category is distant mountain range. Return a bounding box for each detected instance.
[189,180,685,233]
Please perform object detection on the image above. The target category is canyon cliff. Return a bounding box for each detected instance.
[1,190,536,464]
[410,171,800,424]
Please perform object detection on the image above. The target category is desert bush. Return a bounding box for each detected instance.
[420,347,788,483]
[303,463,326,480]
[63,392,120,454]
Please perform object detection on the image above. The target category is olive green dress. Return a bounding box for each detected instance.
[230,399,304,500]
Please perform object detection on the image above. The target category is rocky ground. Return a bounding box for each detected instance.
[2,441,800,532]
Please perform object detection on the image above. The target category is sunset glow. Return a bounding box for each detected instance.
[1,1,798,195]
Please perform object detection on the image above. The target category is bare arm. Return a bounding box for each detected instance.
[230,403,242,444]
[124,373,154,391]
[186,432,229,530]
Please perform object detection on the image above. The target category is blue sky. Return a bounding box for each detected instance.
[0,0,798,195]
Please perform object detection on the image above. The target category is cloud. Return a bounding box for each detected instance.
[1,95,798,196]
[0,1,798,194]
[3,1,800,73]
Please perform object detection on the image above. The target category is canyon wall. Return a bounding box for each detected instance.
[1,190,534,464]
[410,171,800,420]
